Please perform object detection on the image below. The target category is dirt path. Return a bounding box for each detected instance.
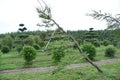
[0,58,120,74]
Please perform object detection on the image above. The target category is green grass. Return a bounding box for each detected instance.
[0,45,120,71]
[0,61,120,80]
[1,51,19,58]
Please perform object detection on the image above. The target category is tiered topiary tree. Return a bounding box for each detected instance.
[85,28,100,47]
[15,24,28,53]
[18,23,28,46]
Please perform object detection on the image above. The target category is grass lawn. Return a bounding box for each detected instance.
[0,45,120,70]
[0,61,120,80]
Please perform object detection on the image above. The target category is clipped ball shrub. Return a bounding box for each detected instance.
[33,44,40,50]
[82,43,96,60]
[52,46,65,63]
[105,45,116,57]
[22,46,36,65]
[1,46,10,53]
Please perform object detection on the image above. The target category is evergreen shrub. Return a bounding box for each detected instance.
[105,45,116,57]
[1,46,10,53]
[22,46,36,65]
[82,43,96,60]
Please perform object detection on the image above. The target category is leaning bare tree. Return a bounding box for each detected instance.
[36,0,103,73]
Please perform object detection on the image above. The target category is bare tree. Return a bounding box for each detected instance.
[36,0,103,73]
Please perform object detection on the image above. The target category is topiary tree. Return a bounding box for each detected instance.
[103,40,110,46]
[105,45,116,57]
[52,46,66,63]
[14,37,23,53]
[18,23,28,47]
[82,43,96,60]
[85,28,99,43]
[22,46,36,65]
[34,35,41,45]
[24,35,34,46]
[1,46,10,54]
[16,45,23,53]
[93,39,100,47]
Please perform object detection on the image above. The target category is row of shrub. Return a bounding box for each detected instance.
[82,43,117,60]
[0,43,117,67]
[90,40,113,47]
[0,44,41,54]
[76,38,118,48]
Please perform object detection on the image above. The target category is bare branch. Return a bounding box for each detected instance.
[88,10,120,30]
[44,29,56,50]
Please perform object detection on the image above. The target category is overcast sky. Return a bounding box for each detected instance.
[0,0,120,34]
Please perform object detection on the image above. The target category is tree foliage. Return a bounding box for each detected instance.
[105,45,116,57]
[82,43,96,60]
[2,35,13,49]
[52,46,66,63]
[1,46,10,54]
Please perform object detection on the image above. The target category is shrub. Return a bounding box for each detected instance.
[24,36,34,46]
[105,45,116,57]
[22,46,36,65]
[1,46,10,53]
[82,43,96,60]
[16,45,23,53]
[33,44,40,50]
[52,46,65,63]
[103,40,110,46]
[93,40,100,47]
[112,40,117,47]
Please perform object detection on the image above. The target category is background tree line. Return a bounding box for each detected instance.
[0,28,118,52]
